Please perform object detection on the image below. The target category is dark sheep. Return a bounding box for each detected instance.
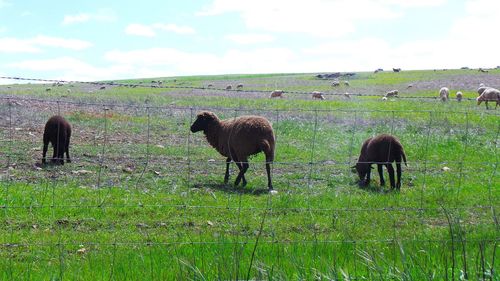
[190,111,275,191]
[42,115,72,165]
[352,134,407,190]
[393,68,401,72]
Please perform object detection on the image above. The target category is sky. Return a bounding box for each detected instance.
[0,0,499,82]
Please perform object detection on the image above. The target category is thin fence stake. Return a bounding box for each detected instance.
[135,106,151,189]
[308,108,319,187]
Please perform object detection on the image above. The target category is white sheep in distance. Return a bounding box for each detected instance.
[331,81,340,87]
[455,91,463,102]
[270,90,284,98]
[439,87,449,101]
[311,91,325,100]
[477,88,500,109]
[344,81,350,86]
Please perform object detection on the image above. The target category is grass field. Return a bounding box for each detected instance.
[0,69,499,280]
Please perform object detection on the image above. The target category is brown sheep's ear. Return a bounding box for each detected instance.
[197,111,216,120]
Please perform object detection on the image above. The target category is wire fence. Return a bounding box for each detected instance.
[0,77,499,278]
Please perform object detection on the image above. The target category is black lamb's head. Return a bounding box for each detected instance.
[190,111,218,133]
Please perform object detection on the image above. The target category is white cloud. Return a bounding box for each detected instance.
[8,57,133,82]
[125,24,156,37]
[198,0,451,38]
[0,26,6,33]
[225,33,274,44]
[0,35,92,53]
[62,9,117,25]
[125,23,196,37]
[152,23,196,34]
[0,38,41,53]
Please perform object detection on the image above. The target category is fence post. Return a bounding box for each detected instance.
[97,105,109,206]
[136,106,151,189]
[187,107,193,187]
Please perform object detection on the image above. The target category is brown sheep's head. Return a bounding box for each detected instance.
[190,111,218,133]
[352,162,372,186]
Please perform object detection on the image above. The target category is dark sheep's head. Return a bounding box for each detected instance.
[351,162,372,185]
[190,111,218,133]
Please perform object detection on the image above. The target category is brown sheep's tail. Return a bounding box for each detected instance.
[401,149,408,167]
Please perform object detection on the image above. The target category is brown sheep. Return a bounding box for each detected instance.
[352,134,407,190]
[270,90,284,98]
[42,115,72,165]
[477,88,500,109]
[311,91,325,100]
[190,111,275,191]
[385,90,398,98]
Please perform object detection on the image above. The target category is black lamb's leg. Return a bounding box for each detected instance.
[386,163,396,189]
[377,164,385,186]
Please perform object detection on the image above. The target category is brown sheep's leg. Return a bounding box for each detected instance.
[42,141,49,164]
[396,163,402,190]
[51,144,57,164]
[266,162,273,190]
[377,164,385,186]
[58,145,65,165]
[365,165,371,186]
[65,140,71,163]
[386,163,396,189]
[234,159,248,187]
[224,157,231,184]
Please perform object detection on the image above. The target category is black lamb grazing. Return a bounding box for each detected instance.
[352,134,407,190]
[42,115,72,165]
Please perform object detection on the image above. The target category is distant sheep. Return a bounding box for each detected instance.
[45,88,51,92]
[343,92,351,99]
[352,134,407,190]
[478,68,489,73]
[385,90,398,98]
[331,81,340,87]
[456,91,463,102]
[190,111,275,191]
[311,91,325,100]
[393,68,401,72]
[99,86,106,90]
[439,87,449,101]
[406,84,413,89]
[270,90,284,98]
[344,81,350,86]
[42,115,72,165]
[225,85,232,90]
[477,88,500,109]
[207,84,213,88]
[236,84,243,90]
[381,96,388,101]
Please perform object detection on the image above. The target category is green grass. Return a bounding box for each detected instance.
[0,69,499,280]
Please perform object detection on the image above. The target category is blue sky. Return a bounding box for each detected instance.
[1,0,499,82]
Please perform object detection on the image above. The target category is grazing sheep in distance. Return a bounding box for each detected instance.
[477,88,500,109]
[99,86,106,90]
[225,85,232,90]
[352,134,407,190]
[406,84,413,89]
[343,92,351,99]
[207,84,213,88]
[456,91,463,102]
[311,91,325,100]
[344,81,350,86]
[478,68,489,73]
[393,68,401,72]
[270,90,284,98]
[45,88,51,92]
[477,86,488,95]
[42,115,72,165]
[190,111,275,191]
[385,90,398,98]
[381,96,388,101]
[331,81,340,87]
[236,84,243,90]
[439,87,449,101]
